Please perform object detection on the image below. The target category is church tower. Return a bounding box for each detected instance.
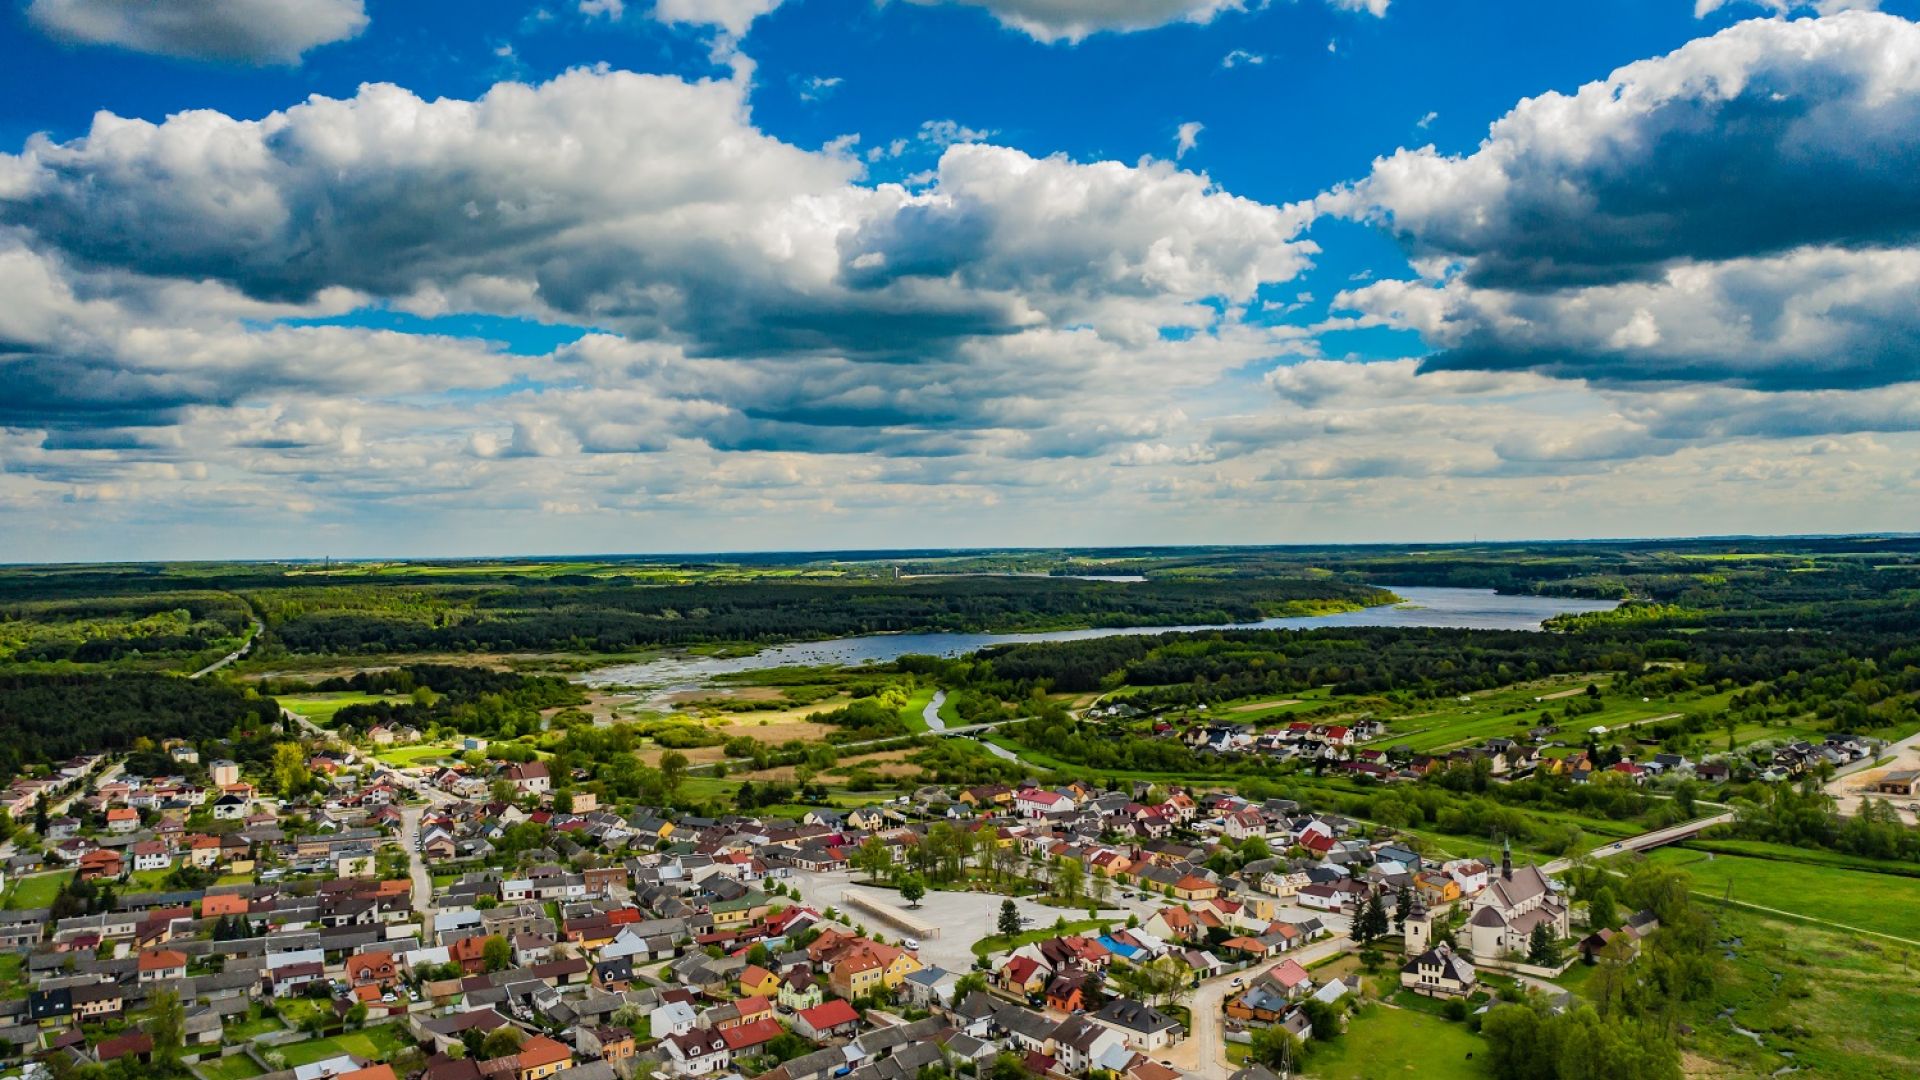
[1500,836,1514,882]
[1405,890,1431,953]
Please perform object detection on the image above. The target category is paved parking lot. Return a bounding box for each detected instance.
[782,869,1350,972]
[785,870,1133,972]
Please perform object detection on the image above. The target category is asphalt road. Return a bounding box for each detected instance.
[1164,934,1353,1080]
[189,615,263,679]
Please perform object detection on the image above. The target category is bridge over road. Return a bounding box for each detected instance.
[1544,812,1735,875]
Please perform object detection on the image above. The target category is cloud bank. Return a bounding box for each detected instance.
[25,0,369,64]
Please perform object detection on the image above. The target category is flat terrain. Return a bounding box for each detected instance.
[1646,843,1920,942]
[1301,1004,1488,1080]
[1688,908,1920,1079]
[276,692,408,726]
[195,1055,266,1080]
[3,872,65,910]
[274,1024,412,1066]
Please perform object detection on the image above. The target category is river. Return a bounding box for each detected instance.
[578,585,1618,690]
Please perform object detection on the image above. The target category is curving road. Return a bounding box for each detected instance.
[190,615,263,679]
[923,690,948,733]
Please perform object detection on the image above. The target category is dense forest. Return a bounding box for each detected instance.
[280,664,587,739]
[0,673,283,784]
[0,590,252,668]
[245,576,1393,655]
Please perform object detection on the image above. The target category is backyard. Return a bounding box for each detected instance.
[272,1023,413,1067]
[1301,1004,1489,1080]
[3,872,65,910]
[194,1053,266,1080]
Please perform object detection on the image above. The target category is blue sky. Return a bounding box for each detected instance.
[2,0,1918,560]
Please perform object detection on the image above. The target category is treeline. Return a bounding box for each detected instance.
[0,590,252,666]
[960,626,1636,697]
[922,617,1917,725]
[1482,861,1716,1080]
[324,665,584,739]
[0,673,282,784]
[253,577,1391,655]
[1722,783,1920,862]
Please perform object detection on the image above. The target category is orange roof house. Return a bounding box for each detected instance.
[517,1035,575,1080]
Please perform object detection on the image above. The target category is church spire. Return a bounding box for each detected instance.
[1500,836,1513,881]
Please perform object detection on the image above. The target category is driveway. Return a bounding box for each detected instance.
[1162,934,1353,1080]
[1825,729,1920,825]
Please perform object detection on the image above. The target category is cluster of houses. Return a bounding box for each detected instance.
[1148,709,1883,791]
[1165,720,1385,762]
[0,712,1614,1080]
[0,755,102,823]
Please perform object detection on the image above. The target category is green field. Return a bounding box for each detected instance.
[224,1009,285,1040]
[901,687,937,734]
[1647,842,1920,942]
[274,1024,412,1066]
[372,742,463,767]
[1686,908,1920,1079]
[972,917,1115,958]
[4,872,66,910]
[278,692,408,726]
[1302,1003,1488,1080]
[1377,676,1740,754]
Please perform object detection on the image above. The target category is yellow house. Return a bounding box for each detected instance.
[739,964,781,998]
[517,1035,574,1080]
[880,948,924,988]
[1232,893,1279,921]
[710,894,773,928]
[1415,872,1462,904]
[829,953,885,1000]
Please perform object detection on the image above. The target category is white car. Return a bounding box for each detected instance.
[903,938,920,951]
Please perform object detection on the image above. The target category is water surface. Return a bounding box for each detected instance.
[580,585,1616,689]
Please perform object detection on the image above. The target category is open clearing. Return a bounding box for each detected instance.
[745,749,918,783]
[1301,1004,1488,1079]
[1646,842,1920,942]
[1380,677,1739,754]
[276,692,407,725]
[1688,908,1920,1079]
[4,873,67,910]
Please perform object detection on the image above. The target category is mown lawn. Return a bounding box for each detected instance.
[275,1023,412,1066]
[972,917,1115,958]
[4,871,66,910]
[373,743,459,767]
[1380,676,1741,754]
[1302,1004,1489,1080]
[224,1009,285,1040]
[1647,843,1920,942]
[277,692,407,726]
[195,1054,266,1080]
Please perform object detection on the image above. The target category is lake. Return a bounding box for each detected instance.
[578,585,1618,689]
